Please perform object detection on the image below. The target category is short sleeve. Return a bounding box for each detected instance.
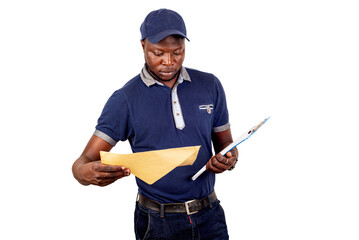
[95,89,133,146]
[212,77,230,133]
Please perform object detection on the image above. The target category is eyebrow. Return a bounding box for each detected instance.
[152,46,184,52]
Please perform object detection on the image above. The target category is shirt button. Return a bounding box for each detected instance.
[174,101,177,104]
[176,113,180,116]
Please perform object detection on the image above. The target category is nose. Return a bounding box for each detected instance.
[161,53,174,66]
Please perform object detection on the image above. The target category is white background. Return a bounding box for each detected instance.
[1,0,358,239]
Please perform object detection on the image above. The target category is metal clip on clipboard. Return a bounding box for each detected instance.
[191,117,270,181]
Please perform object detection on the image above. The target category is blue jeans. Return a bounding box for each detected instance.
[134,200,229,240]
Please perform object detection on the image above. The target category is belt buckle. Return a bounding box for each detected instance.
[184,199,198,215]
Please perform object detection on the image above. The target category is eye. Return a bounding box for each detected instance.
[173,50,182,56]
[153,51,163,56]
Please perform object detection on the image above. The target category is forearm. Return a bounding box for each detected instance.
[207,128,239,173]
[212,129,238,159]
[72,134,114,185]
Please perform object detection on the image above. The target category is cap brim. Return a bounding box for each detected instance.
[146,29,190,43]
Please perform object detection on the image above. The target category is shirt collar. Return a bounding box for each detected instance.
[140,64,191,87]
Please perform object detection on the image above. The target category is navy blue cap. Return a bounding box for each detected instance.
[140,9,189,43]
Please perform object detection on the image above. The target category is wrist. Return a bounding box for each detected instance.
[73,163,90,186]
[228,158,238,171]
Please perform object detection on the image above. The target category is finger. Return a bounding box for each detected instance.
[212,154,228,170]
[98,171,126,179]
[216,153,229,165]
[94,174,124,186]
[213,153,237,171]
[97,178,118,187]
[206,159,217,173]
[211,162,227,172]
[95,162,127,172]
[95,168,131,180]
[221,152,237,168]
[207,156,226,173]
[222,156,236,170]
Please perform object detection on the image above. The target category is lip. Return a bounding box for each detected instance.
[159,70,175,76]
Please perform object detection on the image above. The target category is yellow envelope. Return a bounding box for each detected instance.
[100,146,200,185]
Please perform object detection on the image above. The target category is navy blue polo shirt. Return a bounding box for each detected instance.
[95,65,230,203]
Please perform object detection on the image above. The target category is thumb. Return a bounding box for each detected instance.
[226,152,232,158]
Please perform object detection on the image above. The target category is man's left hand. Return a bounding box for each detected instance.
[206,151,237,173]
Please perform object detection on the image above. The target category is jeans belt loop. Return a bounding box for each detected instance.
[160,203,165,218]
[207,195,213,208]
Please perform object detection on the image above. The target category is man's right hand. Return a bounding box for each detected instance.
[72,134,131,186]
[78,161,131,187]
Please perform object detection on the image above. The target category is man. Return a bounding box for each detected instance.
[72,8,238,240]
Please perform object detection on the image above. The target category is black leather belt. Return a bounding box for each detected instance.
[137,191,217,216]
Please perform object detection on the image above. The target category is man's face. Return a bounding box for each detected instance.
[141,35,185,82]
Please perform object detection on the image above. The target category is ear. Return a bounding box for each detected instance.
[140,40,145,52]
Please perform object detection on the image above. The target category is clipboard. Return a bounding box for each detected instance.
[191,117,270,181]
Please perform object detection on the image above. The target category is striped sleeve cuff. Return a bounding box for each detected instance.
[94,130,117,146]
[213,122,231,133]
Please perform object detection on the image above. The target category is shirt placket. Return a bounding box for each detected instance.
[171,76,185,130]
